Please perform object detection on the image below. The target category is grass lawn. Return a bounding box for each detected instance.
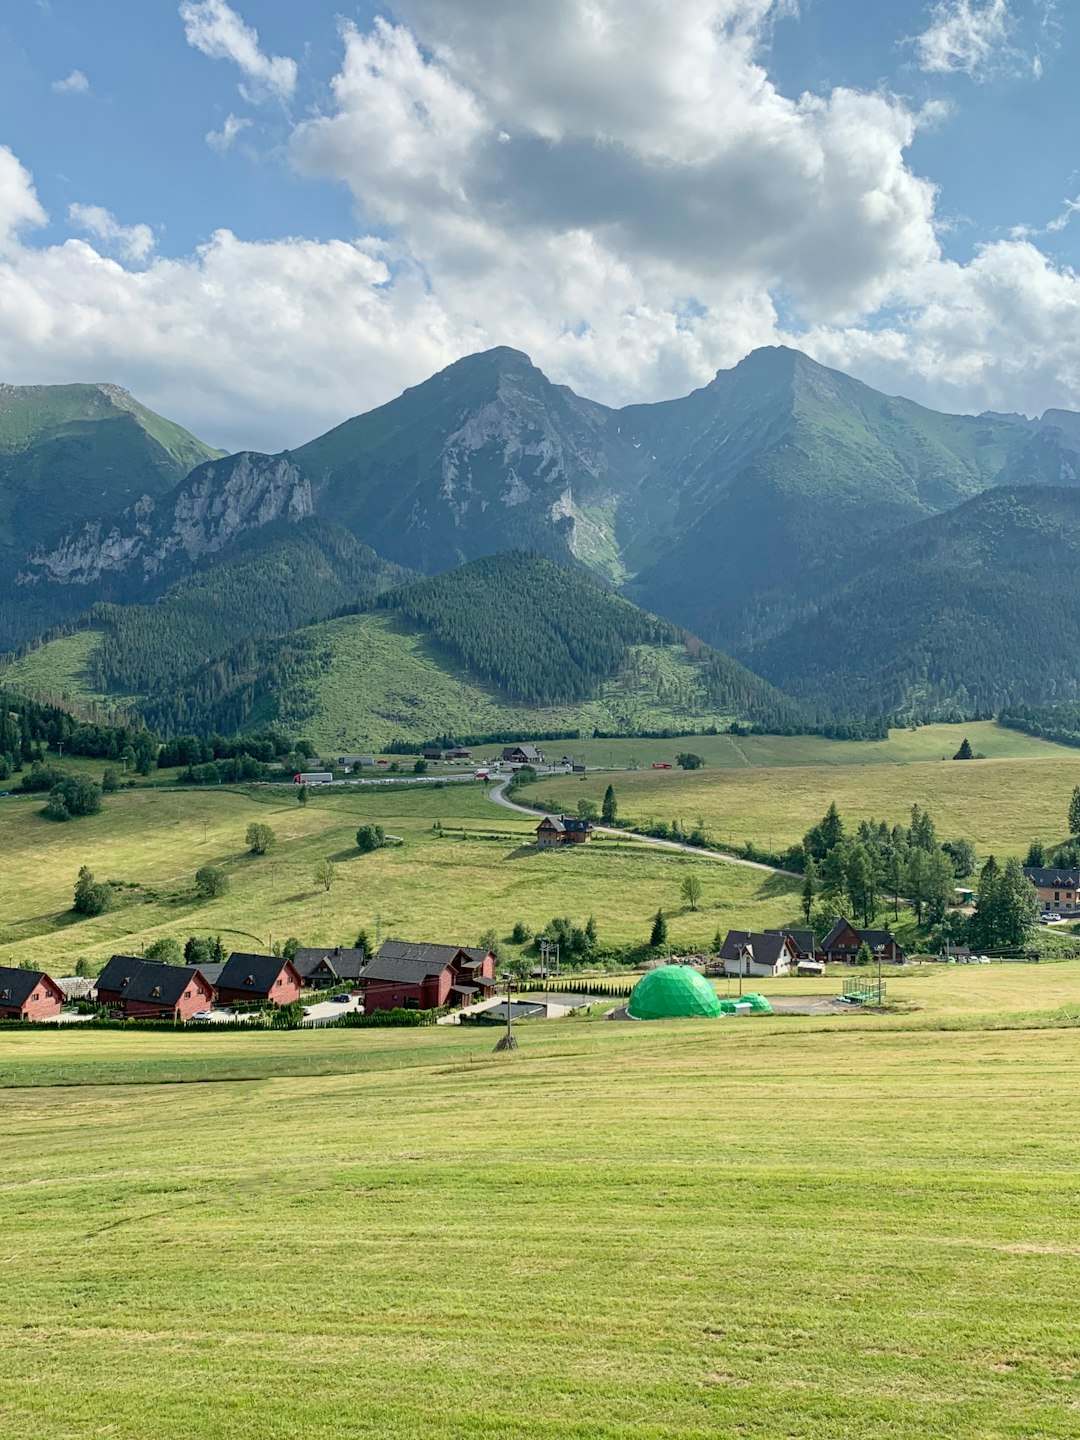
[0,781,801,974]
[526,750,1080,858]
[2,978,1080,1438]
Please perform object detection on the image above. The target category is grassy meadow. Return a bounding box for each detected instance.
[527,742,1080,858]
[3,973,1080,1438]
[0,780,801,975]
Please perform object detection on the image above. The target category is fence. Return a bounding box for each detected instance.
[515,975,638,997]
[842,974,887,1004]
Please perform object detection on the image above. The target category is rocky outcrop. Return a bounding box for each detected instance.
[21,452,313,587]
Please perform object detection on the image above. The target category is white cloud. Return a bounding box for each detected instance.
[179,0,296,102]
[205,113,252,153]
[67,204,157,263]
[914,1,1016,77]
[52,69,90,94]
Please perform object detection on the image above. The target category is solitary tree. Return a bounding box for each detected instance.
[953,737,974,760]
[1069,786,1080,838]
[855,940,873,967]
[649,908,668,948]
[413,758,429,775]
[675,752,704,770]
[245,822,275,855]
[577,798,599,821]
[195,864,228,899]
[356,824,386,853]
[312,858,336,892]
[297,783,308,807]
[680,872,703,911]
[602,784,618,824]
[72,865,113,916]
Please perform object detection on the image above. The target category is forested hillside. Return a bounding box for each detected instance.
[747,488,1080,717]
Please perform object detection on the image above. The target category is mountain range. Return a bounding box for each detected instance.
[4,346,1080,735]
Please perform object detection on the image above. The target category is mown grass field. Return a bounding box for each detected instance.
[3,969,1080,1438]
[527,747,1080,858]
[0,781,801,975]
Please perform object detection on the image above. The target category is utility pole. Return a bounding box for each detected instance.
[494,971,518,1051]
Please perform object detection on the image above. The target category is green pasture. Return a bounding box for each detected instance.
[3,976,1080,1438]
[0,781,801,974]
[527,749,1080,857]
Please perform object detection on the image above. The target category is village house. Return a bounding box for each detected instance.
[358,940,497,1013]
[446,747,472,760]
[422,747,443,761]
[716,931,797,978]
[119,963,215,1021]
[0,965,65,1021]
[292,946,367,989]
[818,918,906,964]
[216,953,303,1007]
[765,928,816,961]
[502,744,544,765]
[95,955,152,1008]
[1023,866,1080,913]
[535,814,594,847]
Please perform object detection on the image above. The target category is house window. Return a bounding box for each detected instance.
[1055,891,1060,901]
[184,990,191,998]
[32,993,39,1002]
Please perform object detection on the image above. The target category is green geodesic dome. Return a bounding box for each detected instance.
[628,965,724,1020]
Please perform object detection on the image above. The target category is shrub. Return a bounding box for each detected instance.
[245,822,276,855]
[195,864,229,899]
[73,866,114,917]
[356,824,386,853]
[44,775,101,819]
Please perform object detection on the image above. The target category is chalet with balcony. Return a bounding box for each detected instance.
[358,941,497,1013]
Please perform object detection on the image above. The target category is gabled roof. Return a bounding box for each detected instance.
[95,954,149,994]
[503,744,543,760]
[0,965,62,1008]
[537,814,593,833]
[217,952,299,994]
[292,947,366,981]
[765,928,815,955]
[718,931,792,968]
[117,962,210,1007]
[821,918,899,951]
[360,940,491,985]
[1024,866,1080,889]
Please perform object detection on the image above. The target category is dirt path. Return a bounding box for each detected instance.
[487,780,799,878]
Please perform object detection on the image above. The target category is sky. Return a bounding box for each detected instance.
[1,0,1079,451]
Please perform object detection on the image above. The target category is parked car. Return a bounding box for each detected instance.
[190,1010,214,1023]
[331,993,351,1003]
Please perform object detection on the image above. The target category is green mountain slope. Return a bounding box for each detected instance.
[747,487,1080,717]
[0,382,221,647]
[130,553,803,746]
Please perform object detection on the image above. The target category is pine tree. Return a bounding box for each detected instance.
[972,855,1002,947]
[995,856,1040,947]
[1068,787,1080,838]
[649,909,668,948]
[820,802,844,851]
[1025,840,1047,867]
[602,784,617,824]
[801,855,817,923]
[905,849,930,925]
[953,737,974,760]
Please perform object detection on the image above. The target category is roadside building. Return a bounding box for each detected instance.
[216,954,303,1007]
[502,744,544,765]
[765,928,816,961]
[0,966,65,1021]
[359,941,497,1012]
[1023,866,1080,913]
[535,815,594,847]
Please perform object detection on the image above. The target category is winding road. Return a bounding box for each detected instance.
[487,779,799,878]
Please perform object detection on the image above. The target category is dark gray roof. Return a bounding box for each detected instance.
[1024,867,1080,889]
[766,928,815,955]
[361,939,491,985]
[719,931,792,968]
[0,965,60,1008]
[538,814,593,833]
[96,954,147,994]
[292,947,366,980]
[117,962,209,1007]
[218,952,297,994]
[503,744,543,760]
[821,918,900,951]
[198,963,225,986]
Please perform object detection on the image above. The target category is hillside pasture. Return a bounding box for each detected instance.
[0,781,801,974]
[2,1003,1080,1438]
[525,751,1080,857]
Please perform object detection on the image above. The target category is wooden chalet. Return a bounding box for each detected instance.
[358,941,497,1013]
[818,918,905,964]
[0,966,64,1021]
[536,814,594,847]
[716,930,797,978]
[502,744,544,765]
[95,957,215,1021]
[216,953,303,1007]
[292,946,367,989]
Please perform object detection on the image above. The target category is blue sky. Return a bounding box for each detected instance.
[0,1,1078,450]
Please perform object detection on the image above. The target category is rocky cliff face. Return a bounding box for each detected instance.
[21,453,313,588]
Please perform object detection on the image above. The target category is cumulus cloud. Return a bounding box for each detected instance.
[179,0,296,101]
[914,0,1016,77]
[67,204,156,263]
[52,69,89,94]
[205,113,252,153]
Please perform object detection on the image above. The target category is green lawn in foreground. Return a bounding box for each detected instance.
[2,981,1080,1438]
[527,750,1080,857]
[0,781,801,973]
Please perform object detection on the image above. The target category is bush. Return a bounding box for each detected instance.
[102,768,123,793]
[356,824,386,853]
[675,752,704,770]
[143,938,184,964]
[245,822,276,855]
[43,775,102,820]
[195,864,229,899]
[72,866,114,917]
[19,763,66,793]
[510,920,532,944]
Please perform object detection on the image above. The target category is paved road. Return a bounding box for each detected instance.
[487,780,798,877]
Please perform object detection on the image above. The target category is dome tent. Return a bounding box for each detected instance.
[628,965,724,1020]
